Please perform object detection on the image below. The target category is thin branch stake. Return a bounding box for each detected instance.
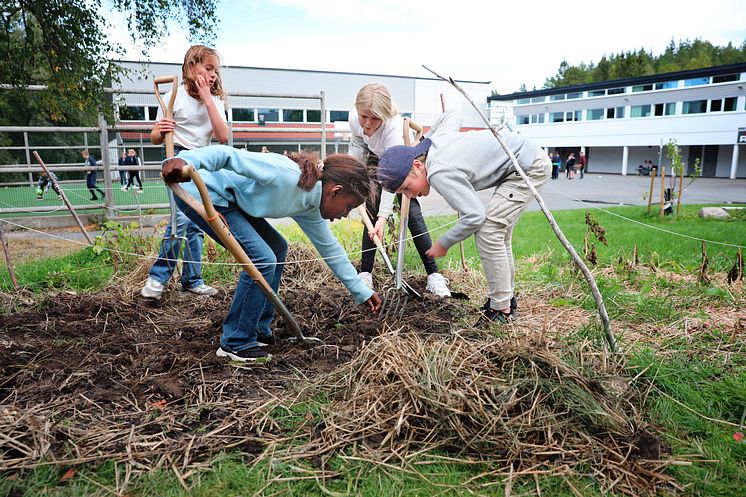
[0,221,20,290]
[422,65,618,353]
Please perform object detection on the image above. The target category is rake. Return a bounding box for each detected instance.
[154,75,321,346]
[379,117,424,318]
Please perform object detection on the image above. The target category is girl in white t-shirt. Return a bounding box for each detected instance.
[141,45,229,301]
[349,83,450,297]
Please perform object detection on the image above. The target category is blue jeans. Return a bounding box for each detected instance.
[119,170,128,185]
[175,198,287,353]
[148,191,206,290]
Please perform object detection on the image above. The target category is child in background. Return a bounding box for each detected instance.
[36,170,62,200]
[377,109,550,325]
[348,83,450,297]
[123,148,143,192]
[161,146,382,362]
[141,44,229,300]
[81,150,105,201]
[118,150,128,189]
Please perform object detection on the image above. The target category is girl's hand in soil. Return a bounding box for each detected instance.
[365,292,382,313]
[161,157,190,183]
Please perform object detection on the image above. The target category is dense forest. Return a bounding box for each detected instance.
[512,38,746,93]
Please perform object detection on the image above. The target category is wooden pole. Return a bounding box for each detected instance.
[423,65,619,353]
[0,221,20,290]
[647,164,656,214]
[676,162,684,217]
[32,151,93,245]
[659,164,666,220]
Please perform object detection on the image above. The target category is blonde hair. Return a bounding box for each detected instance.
[182,45,226,102]
[355,83,398,121]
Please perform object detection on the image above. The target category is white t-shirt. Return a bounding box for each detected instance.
[349,109,412,219]
[156,85,226,150]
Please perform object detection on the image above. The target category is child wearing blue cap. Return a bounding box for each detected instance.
[378,109,551,324]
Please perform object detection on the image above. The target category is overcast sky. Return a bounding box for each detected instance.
[111,0,746,94]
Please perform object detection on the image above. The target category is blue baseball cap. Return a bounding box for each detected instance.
[378,138,432,191]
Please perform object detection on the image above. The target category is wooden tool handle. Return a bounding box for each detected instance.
[153,75,178,159]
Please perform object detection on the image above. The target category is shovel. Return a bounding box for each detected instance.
[154,76,318,345]
[152,76,191,283]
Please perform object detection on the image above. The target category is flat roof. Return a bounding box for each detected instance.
[117,60,491,85]
[489,62,746,101]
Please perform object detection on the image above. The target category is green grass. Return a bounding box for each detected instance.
[1,205,745,496]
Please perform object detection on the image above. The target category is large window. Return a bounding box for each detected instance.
[282,109,304,122]
[684,77,709,87]
[654,103,676,116]
[607,87,626,95]
[565,110,581,122]
[566,92,582,100]
[257,108,279,123]
[531,96,546,103]
[516,115,530,125]
[588,90,606,97]
[655,81,678,90]
[710,97,737,112]
[683,100,707,114]
[630,104,652,118]
[606,106,625,119]
[530,113,545,124]
[712,74,739,83]
[516,98,531,105]
[587,108,604,120]
[550,112,564,123]
[119,106,145,121]
[233,108,255,122]
[329,110,349,122]
[306,110,321,122]
[147,106,159,120]
[550,94,566,101]
[632,84,653,92]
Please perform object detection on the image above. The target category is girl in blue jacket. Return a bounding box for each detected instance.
[162,145,382,362]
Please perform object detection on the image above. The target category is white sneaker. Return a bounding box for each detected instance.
[120,186,127,192]
[181,283,217,297]
[358,271,373,289]
[141,277,164,299]
[426,273,451,297]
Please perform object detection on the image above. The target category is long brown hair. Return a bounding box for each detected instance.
[292,151,374,204]
[182,45,226,101]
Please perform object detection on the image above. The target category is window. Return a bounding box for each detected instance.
[118,106,145,120]
[607,87,625,95]
[257,108,279,122]
[684,77,709,87]
[550,94,566,101]
[711,97,738,112]
[565,110,581,122]
[566,92,582,99]
[655,81,677,90]
[630,104,652,118]
[588,90,606,97]
[517,98,531,104]
[606,107,625,119]
[531,96,546,103]
[306,110,321,122]
[147,106,159,120]
[654,103,676,116]
[550,112,564,123]
[233,108,255,122]
[587,108,604,120]
[530,113,545,124]
[713,74,739,83]
[632,84,653,92]
[282,110,304,122]
[683,100,707,114]
[329,110,349,122]
[516,115,530,125]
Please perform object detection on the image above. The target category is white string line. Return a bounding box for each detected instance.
[0,215,462,267]
[542,183,746,249]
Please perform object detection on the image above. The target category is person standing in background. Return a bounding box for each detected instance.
[578,150,587,179]
[82,150,105,201]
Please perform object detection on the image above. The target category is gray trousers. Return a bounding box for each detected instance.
[475,153,551,311]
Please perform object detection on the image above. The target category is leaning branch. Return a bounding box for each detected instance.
[423,65,618,353]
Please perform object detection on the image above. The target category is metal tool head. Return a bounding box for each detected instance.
[380,286,409,320]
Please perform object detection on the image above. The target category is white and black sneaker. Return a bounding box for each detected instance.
[256,334,277,347]
[216,345,271,363]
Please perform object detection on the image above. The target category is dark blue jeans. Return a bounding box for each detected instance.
[175,197,287,353]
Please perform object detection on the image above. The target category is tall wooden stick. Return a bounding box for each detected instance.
[659,164,666,220]
[32,151,93,245]
[0,221,20,290]
[423,65,618,353]
[440,93,467,270]
[647,164,656,214]
[676,163,684,217]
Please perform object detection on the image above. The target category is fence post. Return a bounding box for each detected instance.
[23,132,33,186]
[98,113,114,219]
[320,90,326,159]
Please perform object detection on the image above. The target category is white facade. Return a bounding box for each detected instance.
[488,63,746,179]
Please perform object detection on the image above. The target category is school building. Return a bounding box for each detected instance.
[113,61,492,157]
[487,62,746,179]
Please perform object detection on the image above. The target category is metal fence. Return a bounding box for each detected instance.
[0,88,352,223]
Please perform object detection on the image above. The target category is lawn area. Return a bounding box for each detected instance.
[1,204,744,497]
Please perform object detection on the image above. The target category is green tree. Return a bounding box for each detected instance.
[0,0,219,125]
